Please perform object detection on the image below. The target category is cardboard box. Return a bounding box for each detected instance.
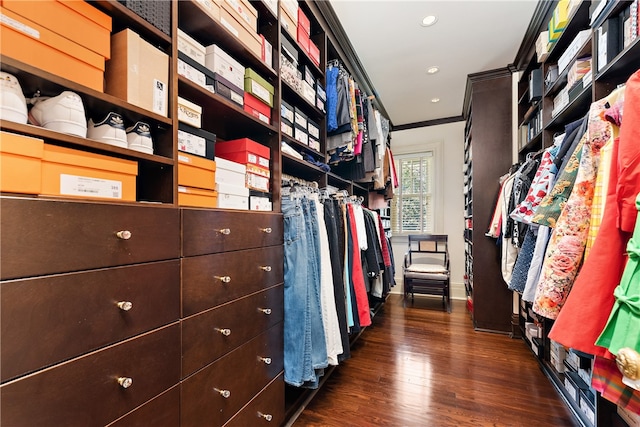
[178,122,216,160]
[219,8,261,58]
[178,28,206,66]
[41,144,137,201]
[215,167,246,186]
[209,72,244,107]
[216,138,270,169]
[0,6,105,91]
[217,192,249,210]
[194,0,221,22]
[178,186,218,208]
[105,29,169,116]
[281,0,298,26]
[205,44,246,92]
[280,8,296,39]
[246,171,269,191]
[216,181,249,197]
[178,152,216,190]
[215,156,246,174]
[1,0,112,58]
[220,0,258,33]
[244,68,275,107]
[298,8,310,35]
[178,97,203,128]
[244,92,271,124]
[0,131,43,194]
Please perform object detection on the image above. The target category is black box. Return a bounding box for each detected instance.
[208,73,244,107]
[119,0,171,36]
[178,122,216,160]
[529,68,542,103]
[281,36,299,64]
[597,17,620,71]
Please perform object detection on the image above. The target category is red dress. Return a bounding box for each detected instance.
[548,70,640,358]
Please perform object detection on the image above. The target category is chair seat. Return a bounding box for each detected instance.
[404,271,449,281]
[405,263,448,274]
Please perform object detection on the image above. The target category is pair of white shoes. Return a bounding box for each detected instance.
[0,71,153,154]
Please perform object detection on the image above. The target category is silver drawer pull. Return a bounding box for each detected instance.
[260,227,272,234]
[214,275,231,283]
[218,228,231,235]
[117,377,133,389]
[258,412,273,422]
[259,308,272,315]
[215,328,231,336]
[214,388,231,398]
[258,356,272,365]
[260,265,272,272]
[116,230,132,240]
[117,301,133,311]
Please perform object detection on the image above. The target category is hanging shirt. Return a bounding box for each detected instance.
[346,204,372,327]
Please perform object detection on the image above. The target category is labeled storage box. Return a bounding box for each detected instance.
[215,156,247,174]
[178,29,206,66]
[178,186,218,208]
[217,192,249,210]
[261,35,273,68]
[307,119,320,139]
[249,190,272,211]
[294,107,308,130]
[294,126,308,146]
[280,0,297,38]
[244,92,271,124]
[178,152,216,190]
[0,5,108,92]
[105,28,169,116]
[178,97,203,128]
[298,8,310,35]
[308,136,320,152]
[178,51,215,93]
[281,121,294,138]
[215,166,246,186]
[216,138,270,169]
[246,163,270,178]
[281,100,295,124]
[193,0,221,22]
[205,44,246,92]
[209,72,244,106]
[301,81,315,104]
[244,68,275,107]
[178,122,216,160]
[221,0,258,33]
[216,181,249,197]
[219,7,261,58]
[246,171,269,191]
[41,144,137,201]
[0,131,43,194]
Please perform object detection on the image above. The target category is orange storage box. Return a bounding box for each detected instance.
[41,144,138,201]
[178,186,218,208]
[178,152,216,190]
[215,138,270,169]
[0,131,44,194]
[0,6,105,91]
[1,0,112,58]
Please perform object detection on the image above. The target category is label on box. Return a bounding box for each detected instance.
[308,137,320,152]
[246,163,269,178]
[230,90,243,105]
[178,130,207,157]
[178,59,208,89]
[281,121,293,137]
[308,123,319,139]
[153,79,167,116]
[295,127,308,145]
[250,80,271,104]
[316,97,325,112]
[1,12,40,38]
[246,172,269,191]
[281,104,294,123]
[564,378,577,401]
[218,192,249,210]
[294,111,307,129]
[226,0,254,27]
[60,174,122,199]
[178,98,202,128]
[302,81,315,104]
[250,195,272,211]
[246,106,269,124]
[220,15,239,38]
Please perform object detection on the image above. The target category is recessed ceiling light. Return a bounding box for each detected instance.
[431,98,440,103]
[427,66,439,74]
[421,15,438,27]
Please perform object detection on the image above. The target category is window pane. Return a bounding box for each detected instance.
[391,153,435,235]
[401,196,420,231]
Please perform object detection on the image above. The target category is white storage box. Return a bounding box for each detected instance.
[178,29,206,66]
[178,97,202,128]
[215,167,246,186]
[216,181,249,197]
[217,192,249,210]
[205,44,246,92]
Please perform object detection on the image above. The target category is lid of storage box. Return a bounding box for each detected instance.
[0,131,44,158]
[178,97,203,114]
[178,186,218,196]
[216,138,270,159]
[43,144,137,175]
[281,37,299,64]
[244,68,274,94]
[178,152,216,171]
[244,92,271,116]
[178,122,217,142]
[58,0,112,30]
[215,181,250,196]
[214,156,247,174]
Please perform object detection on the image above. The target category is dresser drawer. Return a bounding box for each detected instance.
[1,323,181,427]
[181,323,283,427]
[182,284,283,377]
[0,197,180,280]
[181,209,283,256]
[182,246,283,316]
[1,260,180,382]
[107,385,180,427]
[224,374,284,427]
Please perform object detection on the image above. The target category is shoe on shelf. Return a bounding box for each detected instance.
[0,72,28,124]
[28,91,87,137]
[126,121,154,154]
[87,112,127,148]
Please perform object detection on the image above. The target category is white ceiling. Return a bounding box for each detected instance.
[329,0,539,126]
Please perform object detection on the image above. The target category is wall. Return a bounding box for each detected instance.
[389,121,465,299]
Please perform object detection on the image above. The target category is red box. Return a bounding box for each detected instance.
[297,8,310,35]
[309,41,320,66]
[297,25,310,54]
[216,138,270,169]
[244,92,271,124]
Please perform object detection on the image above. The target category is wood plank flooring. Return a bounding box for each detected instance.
[290,295,578,427]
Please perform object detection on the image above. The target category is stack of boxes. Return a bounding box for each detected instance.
[562,349,595,424]
[244,69,274,124]
[280,0,298,41]
[281,100,295,139]
[293,107,308,147]
[0,0,112,92]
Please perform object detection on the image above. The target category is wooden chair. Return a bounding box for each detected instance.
[403,234,451,312]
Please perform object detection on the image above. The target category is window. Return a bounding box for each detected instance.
[391,153,434,234]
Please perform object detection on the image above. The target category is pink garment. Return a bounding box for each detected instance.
[388,148,399,188]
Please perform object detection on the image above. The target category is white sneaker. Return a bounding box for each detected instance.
[126,121,154,154]
[0,72,28,124]
[87,112,127,148]
[29,91,87,137]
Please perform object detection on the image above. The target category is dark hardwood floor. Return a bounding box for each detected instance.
[290,294,578,427]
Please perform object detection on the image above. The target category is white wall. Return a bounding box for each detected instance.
[389,121,466,300]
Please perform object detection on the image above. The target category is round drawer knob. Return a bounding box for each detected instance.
[214,388,231,398]
[260,265,272,272]
[218,228,231,235]
[215,328,231,336]
[259,356,272,365]
[117,301,133,311]
[214,275,231,283]
[259,308,272,315]
[117,377,133,389]
[258,412,273,422]
[116,230,132,240]
[260,227,272,234]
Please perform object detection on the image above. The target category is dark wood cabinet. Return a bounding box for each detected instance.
[224,374,285,427]
[107,386,181,427]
